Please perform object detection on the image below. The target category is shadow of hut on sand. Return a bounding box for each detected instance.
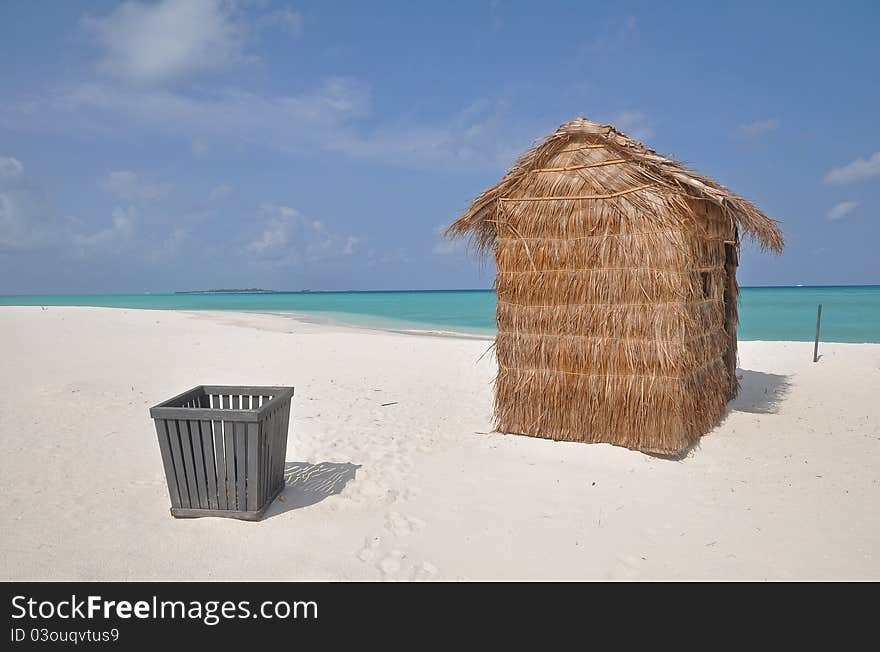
[729,368,791,415]
[650,368,791,461]
[263,461,360,518]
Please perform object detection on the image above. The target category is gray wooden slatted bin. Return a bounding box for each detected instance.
[150,385,294,521]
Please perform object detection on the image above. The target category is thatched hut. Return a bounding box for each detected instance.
[447,117,783,455]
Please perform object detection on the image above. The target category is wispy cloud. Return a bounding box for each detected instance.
[1,3,529,175]
[246,204,359,265]
[1,156,171,261]
[735,118,780,140]
[72,206,137,255]
[826,200,859,221]
[101,170,169,201]
[342,236,361,256]
[824,152,880,185]
[1,78,526,172]
[81,0,249,86]
[0,156,60,253]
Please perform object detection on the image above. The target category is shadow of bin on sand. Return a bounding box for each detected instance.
[149,385,294,521]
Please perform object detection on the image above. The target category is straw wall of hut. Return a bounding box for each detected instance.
[447,118,782,455]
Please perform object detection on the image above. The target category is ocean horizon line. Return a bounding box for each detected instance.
[2,283,879,297]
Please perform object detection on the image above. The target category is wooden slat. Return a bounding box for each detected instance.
[246,422,260,511]
[264,408,275,495]
[200,420,218,509]
[224,420,236,509]
[203,385,291,396]
[269,407,279,491]
[178,420,200,510]
[190,421,209,509]
[213,419,227,510]
[277,397,292,491]
[151,406,259,422]
[254,388,294,419]
[222,394,231,410]
[232,394,240,409]
[261,419,269,506]
[154,419,182,508]
[269,407,281,492]
[167,421,191,508]
[235,422,247,510]
[151,386,203,410]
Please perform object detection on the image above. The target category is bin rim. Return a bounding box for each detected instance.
[149,385,294,423]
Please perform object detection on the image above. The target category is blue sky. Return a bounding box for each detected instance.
[1,0,877,293]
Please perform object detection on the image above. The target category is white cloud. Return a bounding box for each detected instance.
[1,157,139,256]
[2,78,526,171]
[72,206,137,255]
[58,76,370,132]
[826,201,859,221]
[246,205,327,259]
[246,204,362,265]
[101,170,169,201]
[0,156,24,180]
[735,118,780,139]
[0,157,186,264]
[0,156,60,253]
[824,152,880,185]
[81,0,248,86]
[342,236,360,256]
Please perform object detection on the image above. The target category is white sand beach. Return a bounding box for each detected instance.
[0,306,878,581]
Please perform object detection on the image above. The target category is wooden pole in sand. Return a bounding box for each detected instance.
[813,304,822,363]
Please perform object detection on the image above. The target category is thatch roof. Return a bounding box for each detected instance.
[447,117,783,253]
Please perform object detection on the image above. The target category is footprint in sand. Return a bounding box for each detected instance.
[357,535,383,563]
[357,531,439,581]
[378,550,406,579]
[385,511,426,537]
[377,551,439,581]
[413,561,438,582]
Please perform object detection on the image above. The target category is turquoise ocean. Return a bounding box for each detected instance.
[1,286,878,343]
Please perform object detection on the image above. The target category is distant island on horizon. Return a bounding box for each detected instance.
[174,288,277,294]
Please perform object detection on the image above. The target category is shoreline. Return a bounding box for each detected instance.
[251,310,496,341]
[1,304,876,344]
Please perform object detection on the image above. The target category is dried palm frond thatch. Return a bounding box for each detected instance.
[447,117,783,455]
